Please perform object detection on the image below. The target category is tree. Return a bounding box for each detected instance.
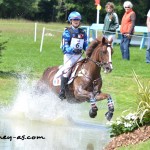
[37,0,57,22]
[0,0,149,25]
[55,0,76,22]
[0,0,39,19]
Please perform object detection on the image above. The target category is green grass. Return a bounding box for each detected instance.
[0,19,150,149]
[0,19,149,109]
[118,140,150,150]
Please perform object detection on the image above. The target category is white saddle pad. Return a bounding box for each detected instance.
[53,65,79,86]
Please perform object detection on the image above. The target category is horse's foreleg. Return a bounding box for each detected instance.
[95,92,110,101]
[74,87,98,118]
[95,93,114,121]
[105,96,114,121]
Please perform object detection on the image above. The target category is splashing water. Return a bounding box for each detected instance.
[0,77,111,150]
[2,77,82,123]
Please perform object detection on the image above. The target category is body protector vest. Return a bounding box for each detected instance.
[67,27,84,50]
[61,27,86,54]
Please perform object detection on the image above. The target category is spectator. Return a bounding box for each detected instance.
[120,1,136,60]
[146,9,150,63]
[58,11,88,100]
[103,2,119,44]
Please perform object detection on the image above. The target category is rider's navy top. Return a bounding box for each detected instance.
[62,26,88,54]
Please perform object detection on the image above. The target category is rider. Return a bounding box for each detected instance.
[59,11,88,100]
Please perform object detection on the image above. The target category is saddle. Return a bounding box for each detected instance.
[53,59,86,86]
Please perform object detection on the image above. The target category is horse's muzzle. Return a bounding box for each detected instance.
[103,62,113,73]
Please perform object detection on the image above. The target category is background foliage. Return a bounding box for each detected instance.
[0,0,149,25]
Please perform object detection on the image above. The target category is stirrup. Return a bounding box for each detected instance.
[58,90,66,100]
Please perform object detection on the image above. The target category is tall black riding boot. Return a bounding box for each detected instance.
[58,77,68,100]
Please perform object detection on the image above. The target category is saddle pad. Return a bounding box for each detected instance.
[53,65,64,86]
[53,65,79,86]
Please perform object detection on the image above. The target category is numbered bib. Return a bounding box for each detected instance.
[70,38,84,50]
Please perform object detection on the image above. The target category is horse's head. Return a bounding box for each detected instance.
[99,37,113,73]
[87,37,113,73]
[86,36,113,73]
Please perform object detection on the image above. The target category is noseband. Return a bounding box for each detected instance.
[86,57,103,67]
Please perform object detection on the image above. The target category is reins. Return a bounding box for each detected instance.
[86,56,112,68]
[86,56,103,67]
[86,42,112,68]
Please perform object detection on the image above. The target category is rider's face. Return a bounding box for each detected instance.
[71,19,80,28]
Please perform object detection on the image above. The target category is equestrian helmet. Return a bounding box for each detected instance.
[68,11,81,22]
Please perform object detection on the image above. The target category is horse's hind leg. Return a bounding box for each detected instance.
[95,93,114,121]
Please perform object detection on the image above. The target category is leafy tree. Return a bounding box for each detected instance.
[0,0,149,25]
[0,0,39,19]
[55,0,76,22]
[37,0,57,22]
[132,0,149,25]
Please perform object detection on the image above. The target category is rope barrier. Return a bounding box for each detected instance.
[39,26,149,52]
[45,28,63,33]
[100,30,150,39]
[44,27,150,39]
[40,27,63,52]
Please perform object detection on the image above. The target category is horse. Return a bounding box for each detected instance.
[38,36,114,121]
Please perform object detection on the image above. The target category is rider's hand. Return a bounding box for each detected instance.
[65,48,73,54]
[73,49,81,54]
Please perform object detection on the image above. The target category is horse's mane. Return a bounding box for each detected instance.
[86,38,101,57]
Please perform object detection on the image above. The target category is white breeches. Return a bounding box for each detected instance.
[104,34,116,47]
[63,54,83,77]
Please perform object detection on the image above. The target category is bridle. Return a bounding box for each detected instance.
[86,56,103,67]
[86,44,112,68]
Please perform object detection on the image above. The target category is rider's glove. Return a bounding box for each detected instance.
[65,47,74,54]
[73,49,81,54]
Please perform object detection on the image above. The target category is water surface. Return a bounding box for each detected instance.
[0,79,110,150]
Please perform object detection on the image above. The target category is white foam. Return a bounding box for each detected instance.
[2,77,81,123]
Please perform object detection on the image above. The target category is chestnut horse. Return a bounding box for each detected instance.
[39,37,114,121]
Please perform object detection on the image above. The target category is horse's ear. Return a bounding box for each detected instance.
[108,37,113,44]
[102,36,106,44]
[102,36,113,45]
[95,38,101,43]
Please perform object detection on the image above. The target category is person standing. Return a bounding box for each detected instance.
[146,9,150,63]
[58,11,88,100]
[103,2,119,44]
[120,1,136,60]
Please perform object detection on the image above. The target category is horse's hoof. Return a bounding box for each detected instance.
[59,96,66,101]
[105,111,113,121]
[92,105,98,112]
[58,96,66,101]
[89,109,97,118]
[58,91,66,100]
